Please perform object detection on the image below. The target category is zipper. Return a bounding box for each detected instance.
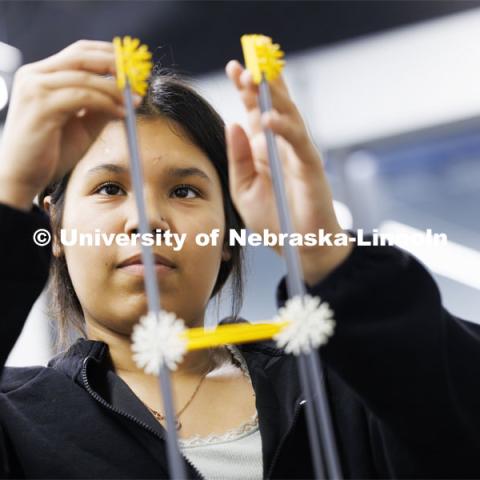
[81,356,205,480]
[265,399,305,479]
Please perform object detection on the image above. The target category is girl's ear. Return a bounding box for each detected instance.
[43,195,63,258]
[221,243,232,262]
[42,195,52,215]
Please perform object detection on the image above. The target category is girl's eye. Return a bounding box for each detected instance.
[95,182,125,196]
[171,185,200,199]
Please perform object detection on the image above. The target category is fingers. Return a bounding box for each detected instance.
[261,109,318,167]
[46,87,126,121]
[40,70,126,106]
[28,40,116,75]
[226,60,258,112]
[225,123,256,195]
[226,58,318,167]
[66,39,114,52]
[226,59,293,112]
[226,59,300,131]
[13,39,145,123]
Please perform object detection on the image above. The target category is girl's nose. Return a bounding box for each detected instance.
[125,215,171,237]
[124,194,171,238]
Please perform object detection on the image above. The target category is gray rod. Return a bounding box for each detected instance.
[124,83,186,479]
[308,350,343,479]
[259,78,342,479]
[298,353,326,478]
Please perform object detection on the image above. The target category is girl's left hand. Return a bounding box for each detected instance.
[225,60,352,286]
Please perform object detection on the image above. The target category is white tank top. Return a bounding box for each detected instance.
[178,345,263,480]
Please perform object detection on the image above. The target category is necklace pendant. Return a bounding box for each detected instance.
[175,419,182,431]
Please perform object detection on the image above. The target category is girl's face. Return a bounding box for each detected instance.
[59,117,231,336]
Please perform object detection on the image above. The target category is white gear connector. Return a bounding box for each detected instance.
[273,294,335,355]
[131,310,187,374]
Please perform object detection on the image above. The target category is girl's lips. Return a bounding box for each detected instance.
[117,263,175,277]
[117,252,176,269]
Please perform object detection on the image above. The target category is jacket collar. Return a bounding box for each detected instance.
[47,318,304,478]
[47,336,108,380]
[46,316,290,388]
[48,336,173,453]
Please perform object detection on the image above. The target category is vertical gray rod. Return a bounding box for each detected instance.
[308,349,343,479]
[259,78,342,479]
[124,83,186,479]
[257,82,324,479]
[298,353,327,478]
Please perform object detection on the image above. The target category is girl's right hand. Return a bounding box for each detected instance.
[0,40,134,211]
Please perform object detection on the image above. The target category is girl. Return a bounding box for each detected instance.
[0,39,478,479]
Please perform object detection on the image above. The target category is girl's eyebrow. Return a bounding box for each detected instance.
[86,163,128,177]
[86,163,212,184]
[163,166,212,184]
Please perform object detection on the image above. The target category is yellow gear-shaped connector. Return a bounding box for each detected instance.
[113,36,153,96]
[241,34,285,85]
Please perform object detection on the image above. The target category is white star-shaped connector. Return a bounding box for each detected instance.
[273,294,335,355]
[131,310,187,374]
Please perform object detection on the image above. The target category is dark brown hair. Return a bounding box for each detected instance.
[39,68,245,353]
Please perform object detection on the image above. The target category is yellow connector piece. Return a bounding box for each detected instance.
[181,321,290,351]
[240,34,285,85]
[113,36,153,96]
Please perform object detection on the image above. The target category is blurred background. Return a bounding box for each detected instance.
[1,0,480,366]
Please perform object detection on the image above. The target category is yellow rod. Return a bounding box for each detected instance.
[180,321,290,351]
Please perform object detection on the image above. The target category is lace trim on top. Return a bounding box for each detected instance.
[178,412,259,448]
[178,344,259,448]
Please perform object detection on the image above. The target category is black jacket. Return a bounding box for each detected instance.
[1,201,480,479]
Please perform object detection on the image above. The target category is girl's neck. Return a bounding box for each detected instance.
[85,316,230,378]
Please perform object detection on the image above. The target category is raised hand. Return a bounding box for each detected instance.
[0,40,140,211]
[225,60,352,285]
